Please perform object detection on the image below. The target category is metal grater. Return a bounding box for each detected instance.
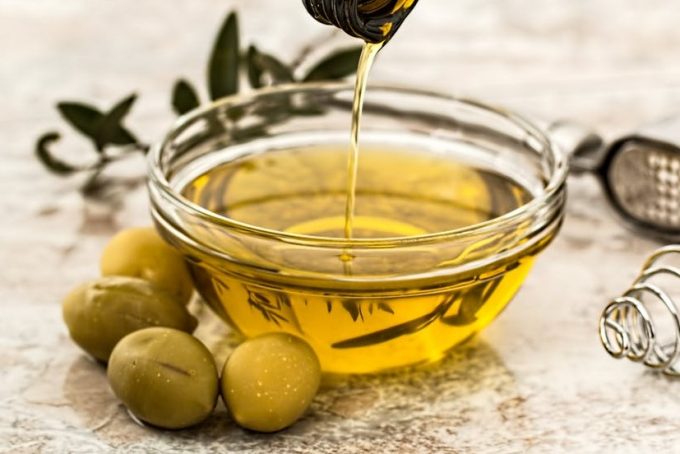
[549,116,680,241]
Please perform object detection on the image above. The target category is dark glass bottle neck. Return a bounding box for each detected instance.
[302,0,418,44]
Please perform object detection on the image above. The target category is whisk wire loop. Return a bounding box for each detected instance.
[642,245,680,270]
[599,246,680,376]
[600,296,653,360]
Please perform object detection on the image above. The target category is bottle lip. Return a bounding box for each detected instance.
[148,82,568,250]
[302,0,419,44]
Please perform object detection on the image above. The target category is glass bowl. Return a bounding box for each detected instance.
[148,84,567,374]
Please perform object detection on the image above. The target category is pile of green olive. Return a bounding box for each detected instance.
[62,227,321,431]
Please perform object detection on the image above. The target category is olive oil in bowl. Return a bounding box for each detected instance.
[149,85,566,374]
[177,144,551,373]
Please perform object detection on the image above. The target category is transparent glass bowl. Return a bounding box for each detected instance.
[148,84,567,374]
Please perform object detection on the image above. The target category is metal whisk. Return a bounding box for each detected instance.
[599,245,680,375]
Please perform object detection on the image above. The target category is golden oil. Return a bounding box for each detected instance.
[181,145,549,373]
[345,41,382,240]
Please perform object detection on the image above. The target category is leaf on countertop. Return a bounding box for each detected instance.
[96,93,139,149]
[172,79,201,115]
[35,132,80,176]
[303,46,363,82]
[208,12,240,100]
[57,98,138,151]
[56,102,104,144]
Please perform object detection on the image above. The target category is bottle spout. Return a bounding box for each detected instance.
[302,0,419,44]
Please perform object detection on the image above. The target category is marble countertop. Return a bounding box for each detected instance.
[3,1,680,452]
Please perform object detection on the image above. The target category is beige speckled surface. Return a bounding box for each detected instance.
[3,1,680,452]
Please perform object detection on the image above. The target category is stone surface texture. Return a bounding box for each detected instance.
[3,1,680,452]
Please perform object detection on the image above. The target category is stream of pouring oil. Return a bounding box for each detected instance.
[343,41,384,241]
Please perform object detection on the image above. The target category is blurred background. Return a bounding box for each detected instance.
[4,0,680,139]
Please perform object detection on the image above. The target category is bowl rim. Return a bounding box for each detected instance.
[148,82,568,249]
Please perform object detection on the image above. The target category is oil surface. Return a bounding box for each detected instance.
[181,146,544,373]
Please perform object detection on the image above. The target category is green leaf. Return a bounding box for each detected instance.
[246,287,288,326]
[35,132,80,176]
[303,46,363,82]
[57,98,137,151]
[110,127,138,147]
[332,293,459,349]
[208,12,240,100]
[441,280,501,326]
[378,302,395,314]
[97,93,138,149]
[247,47,263,89]
[57,102,104,141]
[172,79,200,115]
[342,300,363,322]
[247,46,295,88]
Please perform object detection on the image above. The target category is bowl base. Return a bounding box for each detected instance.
[189,255,536,374]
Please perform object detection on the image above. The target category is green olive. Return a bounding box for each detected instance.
[221,333,321,432]
[107,327,218,429]
[100,227,194,305]
[62,276,198,362]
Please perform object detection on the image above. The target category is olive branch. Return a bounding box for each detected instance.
[35,11,362,197]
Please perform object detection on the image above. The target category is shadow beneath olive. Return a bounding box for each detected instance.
[191,300,246,367]
[157,337,534,451]
[65,302,532,450]
[63,356,149,446]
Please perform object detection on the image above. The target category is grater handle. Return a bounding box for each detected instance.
[545,120,606,174]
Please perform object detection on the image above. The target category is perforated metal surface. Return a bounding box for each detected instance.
[609,142,680,229]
